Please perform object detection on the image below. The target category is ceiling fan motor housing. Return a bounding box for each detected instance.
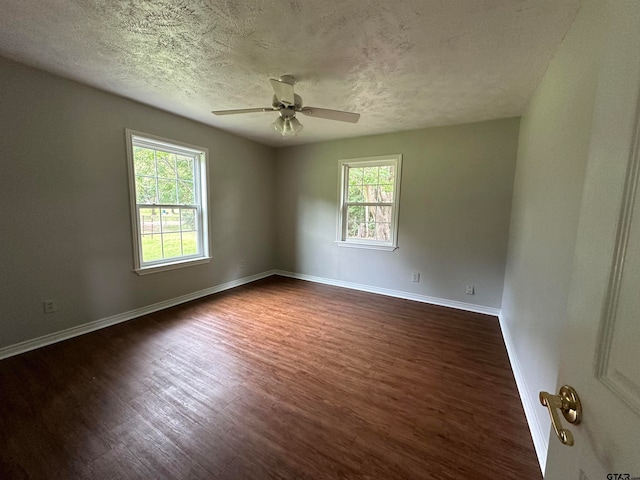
[273,93,303,117]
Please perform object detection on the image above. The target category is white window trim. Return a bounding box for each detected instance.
[125,129,211,275]
[336,154,402,251]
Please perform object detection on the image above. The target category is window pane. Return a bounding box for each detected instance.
[162,232,182,258]
[135,175,157,204]
[139,207,161,235]
[182,231,198,255]
[380,182,394,201]
[141,234,162,262]
[177,180,195,204]
[347,185,364,203]
[346,205,365,239]
[158,179,177,204]
[176,155,194,180]
[363,166,379,186]
[181,208,196,231]
[133,147,156,176]
[366,220,377,239]
[362,185,382,202]
[156,151,176,179]
[379,165,394,184]
[375,205,392,223]
[161,209,180,233]
[348,167,363,186]
[376,223,391,241]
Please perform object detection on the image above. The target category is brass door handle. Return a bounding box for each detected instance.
[539,385,582,446]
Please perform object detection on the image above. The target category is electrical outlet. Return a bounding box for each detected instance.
[239,258,246,268]
[411,272,420,282]
[465,285,475,295]
[43,300,57,314]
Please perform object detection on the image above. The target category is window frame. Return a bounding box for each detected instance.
[336,154,402,251]
[125,129,211,275]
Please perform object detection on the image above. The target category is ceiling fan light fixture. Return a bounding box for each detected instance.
[288,117,303,135]
[272,116,285,134]
[272,115,303,137]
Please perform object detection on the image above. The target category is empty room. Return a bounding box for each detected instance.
[1,1,639,478]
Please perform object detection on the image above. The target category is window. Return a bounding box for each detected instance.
[126,130,210,274]
[337,154,402,250]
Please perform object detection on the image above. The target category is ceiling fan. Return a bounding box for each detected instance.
[212,75,360,137]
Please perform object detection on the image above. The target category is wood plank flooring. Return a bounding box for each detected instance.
[0,276,541,479]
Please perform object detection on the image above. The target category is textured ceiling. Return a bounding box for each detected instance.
[0,0,582,147]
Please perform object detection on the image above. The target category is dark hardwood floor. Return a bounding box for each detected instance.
[0,276,541,479]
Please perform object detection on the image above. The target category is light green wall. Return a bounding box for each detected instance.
[275,118,520,309]
[501,0,608,468]
[0,57,277,348]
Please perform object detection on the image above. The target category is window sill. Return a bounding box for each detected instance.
[135,256,212,275]
[335,241,398,251]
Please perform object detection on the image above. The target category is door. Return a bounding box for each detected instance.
[544,2,640,478]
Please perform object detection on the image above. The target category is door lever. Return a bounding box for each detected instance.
[539,385,582,446]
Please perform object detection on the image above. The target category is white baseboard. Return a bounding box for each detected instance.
[0,270,277,361]
[498,313,547,474]
[274,270,501,317]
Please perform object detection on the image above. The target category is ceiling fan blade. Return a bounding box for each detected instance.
[299,107,360,123]
[212,107,275,115]
[270,78,295,105]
